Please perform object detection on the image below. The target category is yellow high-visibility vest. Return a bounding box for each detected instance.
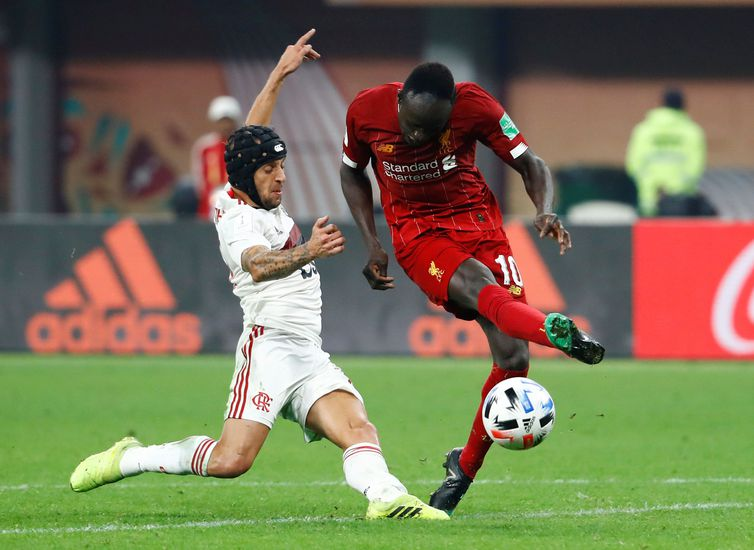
[625,107,706,216]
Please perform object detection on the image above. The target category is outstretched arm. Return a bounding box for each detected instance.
[509,149,572,255]
[241,216,344,282]
[340,163,395,290]
[245,28,320,126]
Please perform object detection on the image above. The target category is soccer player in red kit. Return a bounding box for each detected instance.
[340,62,604,514]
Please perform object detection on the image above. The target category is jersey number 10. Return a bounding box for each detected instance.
[494,254,523,287]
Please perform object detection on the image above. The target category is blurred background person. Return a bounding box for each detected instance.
[169,175,200,219]
[191,95,243,220]
[626,88,714,217]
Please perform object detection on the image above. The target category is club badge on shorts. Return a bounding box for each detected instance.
[252,391,272,412]
[428,261,445,282]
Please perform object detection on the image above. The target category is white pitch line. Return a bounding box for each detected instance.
[0,502,750,536]
[465,501,754,521]
[1,477,752,493]
[662,477,754,484]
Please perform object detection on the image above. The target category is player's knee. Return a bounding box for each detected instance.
[449,259,498,311]
[493,341,529,373]
[507,345,530,372]
[348,418,378,443]
[208,451,254,478]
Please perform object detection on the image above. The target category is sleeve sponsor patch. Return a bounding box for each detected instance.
[510,142,528,159]
[499,113,520,140]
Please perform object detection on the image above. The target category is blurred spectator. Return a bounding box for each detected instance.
[626,88,714,217]
[190,96,243,219]
[170,176,199,218]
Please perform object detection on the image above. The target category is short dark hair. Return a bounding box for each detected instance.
[663,88,685,110]
[403,62,455,101]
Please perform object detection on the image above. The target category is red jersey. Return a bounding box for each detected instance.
[191,132,229,219]
[342,82,529,249]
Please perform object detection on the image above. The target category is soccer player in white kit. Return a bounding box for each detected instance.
[69,29,448,521]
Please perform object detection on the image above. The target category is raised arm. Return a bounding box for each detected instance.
[508,148,572,255]
[241,216,344,282]
[245,29,320,126]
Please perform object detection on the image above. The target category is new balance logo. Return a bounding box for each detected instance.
[25,219,202,354]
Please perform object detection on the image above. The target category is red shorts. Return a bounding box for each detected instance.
[394,227,528,320]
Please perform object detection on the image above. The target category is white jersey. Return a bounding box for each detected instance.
[213,184,322,345]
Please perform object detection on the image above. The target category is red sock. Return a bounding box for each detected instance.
[477,285,553,348]
[458,363,529,479]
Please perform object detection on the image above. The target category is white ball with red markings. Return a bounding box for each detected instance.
[482,377,556,450]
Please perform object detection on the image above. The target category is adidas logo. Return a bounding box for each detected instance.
[522,417,535,434]
[25,219,202,354]
[386,506,423,519]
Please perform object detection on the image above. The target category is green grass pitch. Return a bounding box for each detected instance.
[1,354,752,548]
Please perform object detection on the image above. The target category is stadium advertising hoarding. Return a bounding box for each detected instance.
[22,219,203,355]
[634,220,754,359]
[0,220,226,356]
[0,219,631,356]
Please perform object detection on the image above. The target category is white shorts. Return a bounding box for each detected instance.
[224,325,363,442]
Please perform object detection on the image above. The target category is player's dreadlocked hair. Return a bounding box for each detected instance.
[224,125,287,209]
[402,62,455,101]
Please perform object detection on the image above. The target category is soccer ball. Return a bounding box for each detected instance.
[481,377,556,450]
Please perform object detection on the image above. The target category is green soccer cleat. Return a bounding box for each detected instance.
[545,313,605,365]
[70,436,142,492]
[366,493,450,520]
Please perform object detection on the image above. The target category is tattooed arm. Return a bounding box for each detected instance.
[241,216,345,282]
[242,244,315,282]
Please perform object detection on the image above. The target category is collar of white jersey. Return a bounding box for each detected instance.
[215,182,240,212]
[220,182,285,215]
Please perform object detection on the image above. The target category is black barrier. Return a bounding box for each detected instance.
[0,218,632,356]
[532,225,632,356]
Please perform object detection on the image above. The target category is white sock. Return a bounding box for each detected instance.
[342,442,407,503]
[119,436,216,477]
